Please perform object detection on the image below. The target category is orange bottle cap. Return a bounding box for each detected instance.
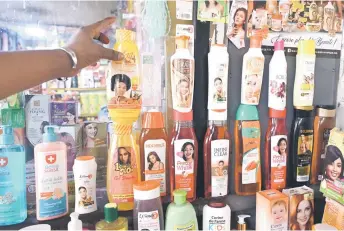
[75,156,95,161]
[173,110,193,121]
[269,108,286,118]
[142,111,165,129]
[133,180,160,191]
[133,180,161,200]
[250,36,262,48]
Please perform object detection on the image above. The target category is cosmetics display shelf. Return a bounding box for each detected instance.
[48,87,106,92]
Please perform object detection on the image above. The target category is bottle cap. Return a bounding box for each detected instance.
[133,180,160,200]
[274,40,284,51]
[250,36,262,48]
[297,40,315,55]
[173,110,193,121]
[175,35,190,49]
[0,125,14,145]
[269,108,286,118]
[236,104,259,121]
[316,105,336,117]
[237,214,251,231]
[104,203,118,223]
[208,110,227,121]
[294,106,314,111]
[142,110,165,128]
[43,126,57,143]
[68,212,82,231]
[173,189,187,205]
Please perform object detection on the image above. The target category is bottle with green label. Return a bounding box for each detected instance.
[165,190,198,231]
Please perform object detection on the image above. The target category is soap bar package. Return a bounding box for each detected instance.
[320,127,344,205]
[50,101,78,126]
[283,186,314,231]
[256,189,288,231]
[322,198,344,230]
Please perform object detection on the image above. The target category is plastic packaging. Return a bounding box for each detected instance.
[73,156,97,214]
[95,203,128,231]
[203,201,231,231]
[68,212,82,231]
[19,225,51,231]
[237,215,250,231]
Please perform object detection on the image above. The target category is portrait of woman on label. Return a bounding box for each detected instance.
[181,142,194,164]
[290,195,314,231]
[215,160,226,176]
[227,7,247,49]
[323,145,344,182]
[244,74,261,104]
[110,74,131,104]
[213,77,226,102]
[299,135,312,156]
[277,137,287,156]
[78,186,93,207]
[82,122,98,148]
[118,147,131,167]
[176,79,191,107]
[147,151,164,171]
[199,0,224,19]
[62,108,76,125]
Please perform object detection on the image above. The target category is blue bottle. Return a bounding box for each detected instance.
[0,125,27,225]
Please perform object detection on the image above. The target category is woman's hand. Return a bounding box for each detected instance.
[66,17,124,74]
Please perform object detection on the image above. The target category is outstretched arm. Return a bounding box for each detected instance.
[0,17,122,100]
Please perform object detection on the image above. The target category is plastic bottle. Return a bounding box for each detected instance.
[19,225,51,231]
[165,190,198,230]
[95,203,128,231]
[237,215,251,231]
[234,105,261,196]
[73,156,97,214]
[169,111,198,202]
[170,36,195,113]
[323,1,335,31]
[140,111,168,198]
[0,125,26,226]
[203,201,231,231]
[264,109,288,190]
[34,126,68,221]
[133,180,164,231]
[311,105,336,184]
[293,40,316,107]
[289,107,314,187]
[68,212,82,231]
[241,36,265,105]
[204,111,230,198]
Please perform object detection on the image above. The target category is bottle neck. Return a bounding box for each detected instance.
[113,123,133,135]
[208,120,227,127]
[173,121,193,128]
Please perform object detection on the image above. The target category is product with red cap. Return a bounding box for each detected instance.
[139,110,168,197]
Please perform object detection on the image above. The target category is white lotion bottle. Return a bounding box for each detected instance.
[73,156,97,214]
[203,201,231,231]
[293,40,316,107]
[68,212,82,231]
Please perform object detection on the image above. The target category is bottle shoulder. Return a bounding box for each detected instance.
[0,144,25,153]
[35,141,67,152]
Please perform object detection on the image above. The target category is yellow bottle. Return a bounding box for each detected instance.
[95,203,128,231]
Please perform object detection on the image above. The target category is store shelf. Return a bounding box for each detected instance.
[48,87,106,92]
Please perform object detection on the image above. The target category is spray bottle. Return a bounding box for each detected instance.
[237,215,251,231]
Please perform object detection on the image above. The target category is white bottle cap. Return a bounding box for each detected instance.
[208,110,227,121]
[133,180,161,200]
[238,214,250,224]
[68,212,83,231]
[20,225,51,231]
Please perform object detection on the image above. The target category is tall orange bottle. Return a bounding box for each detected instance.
[139,110,168,200]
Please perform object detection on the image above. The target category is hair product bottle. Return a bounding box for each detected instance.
[311,105,336,184]
[234,105,261,195]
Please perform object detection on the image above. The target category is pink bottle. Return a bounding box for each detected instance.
[34,126,68,220]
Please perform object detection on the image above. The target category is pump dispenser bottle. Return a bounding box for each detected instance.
[237,215,251,231]
[68,212,82,231]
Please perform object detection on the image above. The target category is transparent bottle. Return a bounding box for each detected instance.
[95,203,128,231]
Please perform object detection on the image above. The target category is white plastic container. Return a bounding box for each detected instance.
[208,45,229,111]
[293,40,316,107]
[241,36,265,105]
[203,201,231,231]
[68,212,83,231]
[170,35,195,113]
[73,156,97,214]
[268,40,287,110]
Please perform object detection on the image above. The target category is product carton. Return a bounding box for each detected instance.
[50,101,78,126]
[322,198,344,230]
[256,189,289,231]
[320,127,344,205]
[283,186,314,231]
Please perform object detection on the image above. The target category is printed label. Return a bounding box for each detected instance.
[0,153,25,220]
[174,139,195,199]
[296,130,314,182]
[206,215,227,231]
[268,67,287,110]
[36,150,67,218]
[242,57,264,105]
[109,147,137,203]
[271,18,282,31]
[174,220,196,231]
[299,58,315,102]
[226,0,248,49]
[176,24,194,56]
[318,128,331,181]
[270,135,288,189]
[270,199,288,231]
[176,0,193,20]
[144,139,167,196]
[74,168,97,214]
[211,139,229,197]
[171,59,194,111]
[242,121,261,184]
[208,60,228,110]
[138,210,160,231]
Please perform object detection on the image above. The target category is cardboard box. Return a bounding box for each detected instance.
[50,101,78,126]
[256,189,289,231]
[322,198,344,230]
[283,186,314,231]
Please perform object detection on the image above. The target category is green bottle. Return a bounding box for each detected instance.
[165,190,198,230]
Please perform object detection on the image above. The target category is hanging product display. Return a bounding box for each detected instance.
[0,125,26,226]
[170,36,195,113]
[34,126,68,221]
[203,201,231,231]
[73,156,97,214]
[234,105,261,196]
[293,40,316,107]
[169,111,198,202]
[133,180,164,231]
[241,36,265,105]
[139,111,168,198]
[95,203,128,231]
[289,107,314,187]
[311,105,336,185]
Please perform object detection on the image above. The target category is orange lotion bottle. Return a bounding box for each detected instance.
[139,110,168,199]
[234,105,261,196]
[169,110,198,202]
